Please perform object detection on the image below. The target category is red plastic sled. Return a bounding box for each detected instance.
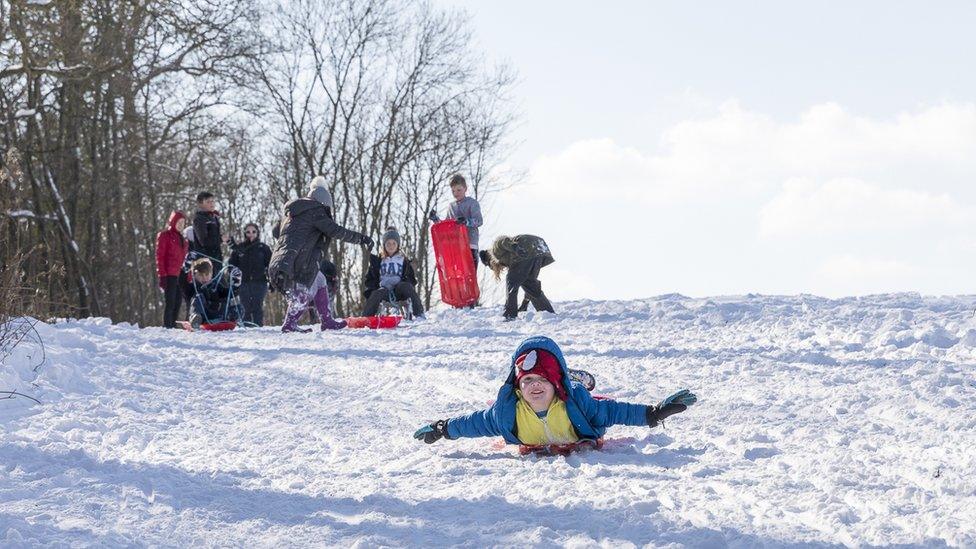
[176,320,237,332]
[345,316,402,329]
[430,220,479,308]
[518,438,605,456]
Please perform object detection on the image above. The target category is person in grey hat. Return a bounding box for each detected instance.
[269,175,373,332]
[361,226,425,318]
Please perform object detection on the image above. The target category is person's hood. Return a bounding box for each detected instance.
[167,210,186,231]
[505,336,574,399]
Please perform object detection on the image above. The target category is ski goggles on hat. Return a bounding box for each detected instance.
[516,350,539,371]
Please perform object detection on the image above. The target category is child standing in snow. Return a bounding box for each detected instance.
[413,336,697,448]
[268,175,373,333]
[155,210,189,328]
[429,174,483,273]
[188,258,241,328]
[191,192,228,271]
[479,234,556,320]
[361,227,425,318]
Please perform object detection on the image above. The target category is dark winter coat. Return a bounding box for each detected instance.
[192,209,222,259]
[444,336,649,443]
[491,235,554,269]
[268,198,366,289]
[363,253,418,298]
[191,268,241,321]
[230,236,272,283]
[156,211,189,278]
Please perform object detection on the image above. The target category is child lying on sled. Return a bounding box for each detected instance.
[413,336,697,450]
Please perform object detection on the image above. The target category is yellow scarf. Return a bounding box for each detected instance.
[514,394,579,445]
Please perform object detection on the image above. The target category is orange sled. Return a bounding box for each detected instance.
[345,316,402,329]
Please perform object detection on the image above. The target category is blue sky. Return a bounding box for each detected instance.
[435,1,976,300]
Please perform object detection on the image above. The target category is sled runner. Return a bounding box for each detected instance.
[430,220,479,308]
[176,320,238,332]
[345,315,402,329]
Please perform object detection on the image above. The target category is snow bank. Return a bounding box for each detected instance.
[1,295,974,546]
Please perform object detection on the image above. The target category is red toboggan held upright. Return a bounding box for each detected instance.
[430,220,479,308]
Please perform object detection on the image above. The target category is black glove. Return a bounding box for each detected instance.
[413,419,451,444]
[360,235,374,249]
[478,250,492,267]
[428,208,439,223]
[646,389,697,427]
[455,216,467,226]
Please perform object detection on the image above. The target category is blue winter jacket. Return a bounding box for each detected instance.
[445,336,650,443]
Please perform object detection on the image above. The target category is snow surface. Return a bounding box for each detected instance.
[2,294,975,547]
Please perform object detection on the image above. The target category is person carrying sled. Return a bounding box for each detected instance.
[479,234,556,320]
[413,336,697,450]
[188,257,241,329]
[429,174,483,273]
[361,227,425,319]
[155,210,189,328]
[268,175,373,333]
[229,223,272,326]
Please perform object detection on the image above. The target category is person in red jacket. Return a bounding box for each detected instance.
[156,210,189,328]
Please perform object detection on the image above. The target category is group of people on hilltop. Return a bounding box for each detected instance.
[155,173,558,332]
[155,176,699,452]
[155,191,272,329]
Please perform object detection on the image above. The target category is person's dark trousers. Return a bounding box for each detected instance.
[504,256,554,319]
[162,276,182,328]
[467,248,479,308]
[179,274,193,320]
[362,282,426,317]
[239,281,268,326]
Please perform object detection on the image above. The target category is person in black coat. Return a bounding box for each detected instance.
[362,227,425,318]
[268,176,372,332]
[229,223,272,326]
[191,191,227,270]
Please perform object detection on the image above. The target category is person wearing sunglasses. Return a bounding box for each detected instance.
[414,336,697,450]
[230,223,273,326]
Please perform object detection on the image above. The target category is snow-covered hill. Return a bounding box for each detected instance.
[2,294,975,547]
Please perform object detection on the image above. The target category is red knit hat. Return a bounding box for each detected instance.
[514,349,567,401]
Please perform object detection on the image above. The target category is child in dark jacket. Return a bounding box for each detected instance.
[192,192,226,269]
[414,336,697,448]
[479,234,556,320]
[362,227,425,318]
[188,257,241,328]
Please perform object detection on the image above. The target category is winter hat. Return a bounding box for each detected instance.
[308,175,333,208]
[381,226,401,249]
[514,349,567,401]
[167,210,186,230]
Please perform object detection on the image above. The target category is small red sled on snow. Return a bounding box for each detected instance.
[518,438,605,457]
[345,315,402,329]
[175,320,237,332]
[430,220,479,308]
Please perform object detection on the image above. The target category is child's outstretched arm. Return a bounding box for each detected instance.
[576,387,697,429]
[413,408,502,444]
